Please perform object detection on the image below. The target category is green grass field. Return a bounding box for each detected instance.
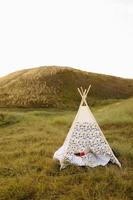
[0,98,133,200]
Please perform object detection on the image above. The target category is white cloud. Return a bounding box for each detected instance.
[0,0,133,78]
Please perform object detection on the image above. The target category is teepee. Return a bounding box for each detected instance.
[53,85,121,169]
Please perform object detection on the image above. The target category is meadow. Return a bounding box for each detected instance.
[0,98,133,200]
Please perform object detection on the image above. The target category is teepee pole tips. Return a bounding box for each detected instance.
[85,85,91,96]
[77,88,82,98]
[80,87,84,95]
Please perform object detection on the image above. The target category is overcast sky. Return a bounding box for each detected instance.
[0,0,133,78]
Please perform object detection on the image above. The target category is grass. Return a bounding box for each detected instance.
[0,98,133,200]
[0,66,133,108]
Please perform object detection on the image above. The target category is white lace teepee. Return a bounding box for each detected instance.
[53,85,121,170]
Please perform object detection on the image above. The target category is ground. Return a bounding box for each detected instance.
[0,98,133,200]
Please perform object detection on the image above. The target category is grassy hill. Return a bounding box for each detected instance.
[0,66,133,108]
[0,98,133,200]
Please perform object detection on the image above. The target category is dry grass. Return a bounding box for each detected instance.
[0,98,133,200]
[0,66,133,109]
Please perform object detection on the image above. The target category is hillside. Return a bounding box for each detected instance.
[0,98,132,199]
[0,66,133,108]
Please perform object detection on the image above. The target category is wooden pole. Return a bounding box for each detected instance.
[85,85,91,96]
[80,86,84,95]
[78,88,87,106]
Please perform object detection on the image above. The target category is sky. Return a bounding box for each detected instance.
[0,0,133,78]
